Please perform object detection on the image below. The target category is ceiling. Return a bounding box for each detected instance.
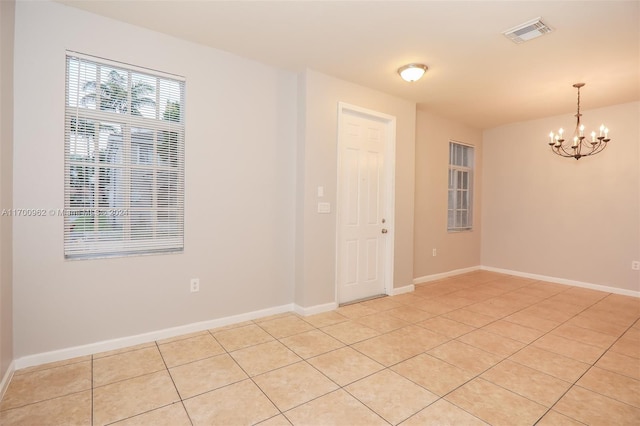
[58,0,639,129]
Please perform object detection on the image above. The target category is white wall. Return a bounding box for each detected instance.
[413,109,483,281]
[482,102,640,292]
[0,0,15,382]
[295,70,416,307]
[13,1,297,358]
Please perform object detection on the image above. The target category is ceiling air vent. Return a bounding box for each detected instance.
[502,17,552,44]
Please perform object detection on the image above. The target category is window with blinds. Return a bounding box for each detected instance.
[64,52,185,259]
[448,142,474,232]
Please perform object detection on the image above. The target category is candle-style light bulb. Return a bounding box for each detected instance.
[591,131,596,142]
[579,124,584,136]
[604,128,609,138]
[558,128,564,138]
[600,124,605,136]
[572,136,578,148]
[549,132,554,144]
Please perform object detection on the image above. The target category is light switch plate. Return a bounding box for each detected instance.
[317,202,331,213]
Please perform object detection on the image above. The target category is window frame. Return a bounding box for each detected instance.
[64,52,186,259]
[447,141,474,232]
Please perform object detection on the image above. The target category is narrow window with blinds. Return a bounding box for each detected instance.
[64,52,185,259]
[447,142,474,232]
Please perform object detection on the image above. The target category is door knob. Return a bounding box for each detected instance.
[381,228,388,234]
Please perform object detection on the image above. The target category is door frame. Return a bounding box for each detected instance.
[335,102,396,304]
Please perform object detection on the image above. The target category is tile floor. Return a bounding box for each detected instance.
[1,271,639,425]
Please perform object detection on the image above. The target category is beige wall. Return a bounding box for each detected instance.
[0,0,15,382]
[295,70,416,307]
[13,1,297,358]
[482,102,640,292]
[413,109,483,280]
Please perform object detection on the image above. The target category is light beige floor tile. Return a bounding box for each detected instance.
[253,361,338,411]
[284,389,387,426]
[307,346,384,386]
[549,288,608,307]
[396,325,450,350]
[361,296,403,311]
[554,386,640,426]
[400,399,489,426]
[111,402,191,426]
[596,350,640,380]
[356,311,410,333]
[253,312,297,324]
[388,293,425,305]
[582,306,639,327]
[481,319,544,344]
[279,329,344,359]
[565,314,628,336]
[427,341,502,375]
[335,303,379,318]
[0,390,91,426]
[508,346,590,382]
[321,320,380,344]
[386,306,437,323]
[457,329,525,357]
[0,361,91,411]
[208,319,254,332]
[430,295,476,310]
[258,315,315,339]
[480,359,571,407]
[212,323,274,352]
[536,410,586,426]
[391,353,475,396]
[408,298,458,315]
[445,378,547,426]
[158,334,225,368]
[351,327,438,367]
[345,370,438,425]
[550,323,617,348]
[257,414,292,426]
[504,311,560,332]
[532,334,605,364]
[13,355,91,376]
[93,371,180,426]
[230,340,301,376]
[169,353,247,399]
[577,367,640,407]
[183,379,279,425]
[443,309,496,328]
[156,330,209,345]
[463,300,519,318]
[417,316,475,338]
[302,311,348,328]
[93,343,156,360]
[610,333,640,359]
[93,346,165,387]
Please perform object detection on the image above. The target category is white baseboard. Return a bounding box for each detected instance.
[14,303,295,370]
[481,266,640,298]
[413,265,481,285]
[390,284,415,296]
[0,360,15,401]
[294,302,338,316]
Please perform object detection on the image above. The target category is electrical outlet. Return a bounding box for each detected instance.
[632,261,640,271]
[432,248,437,257]
[190,278,200,292]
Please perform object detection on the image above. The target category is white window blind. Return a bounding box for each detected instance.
[448,141,474,232]
[64,52,185,259]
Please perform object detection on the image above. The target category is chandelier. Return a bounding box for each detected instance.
[548,83,611,160]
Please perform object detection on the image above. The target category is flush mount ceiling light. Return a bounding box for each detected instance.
[548,83,611,160]
[398,63,428,82]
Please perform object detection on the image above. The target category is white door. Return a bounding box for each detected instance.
[337,104,395,304]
